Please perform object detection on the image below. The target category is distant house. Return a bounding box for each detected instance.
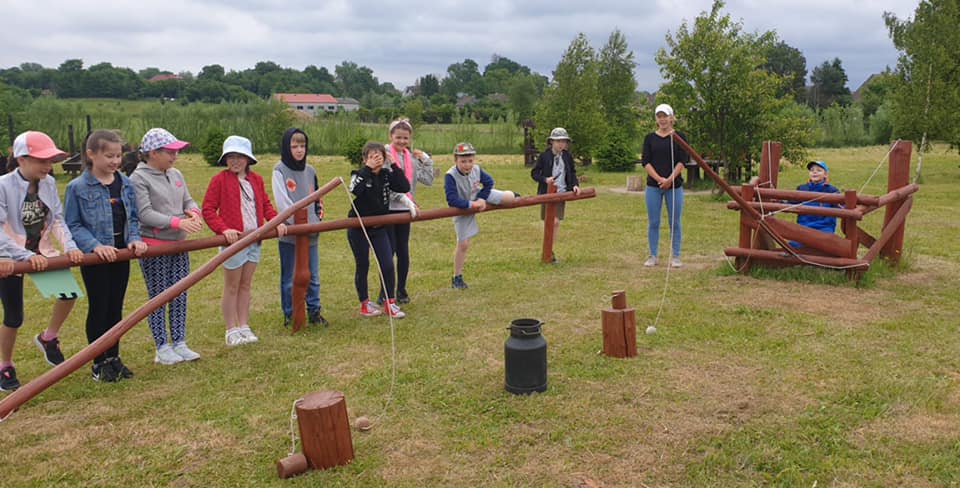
[148,73,182,83]
[456,95,476,109]
[273,93,360,115]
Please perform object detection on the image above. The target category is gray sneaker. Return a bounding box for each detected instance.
[225,328,246,347]
[643,256,658,267]
[154,344,183,365]
[171,341,200,361]
[670,257,683,268]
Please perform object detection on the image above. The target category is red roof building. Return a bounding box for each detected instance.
[273,93,358,115]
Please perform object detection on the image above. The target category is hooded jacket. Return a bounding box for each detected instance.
[130,161,200,242]
[272,128,322,244]
[795,180,840,233]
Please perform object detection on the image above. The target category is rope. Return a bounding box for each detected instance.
[650,132,680,330]
[288,397,303,456]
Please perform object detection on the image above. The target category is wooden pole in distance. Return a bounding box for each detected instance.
[541,183,557,263]
[0,179,342,420]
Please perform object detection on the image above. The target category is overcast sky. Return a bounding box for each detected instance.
[1,0,916,92]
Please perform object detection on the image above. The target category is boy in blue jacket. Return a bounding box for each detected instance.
[790,160,841,248]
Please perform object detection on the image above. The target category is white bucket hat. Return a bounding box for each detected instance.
[218,135,257,165]
[547,127,572,143]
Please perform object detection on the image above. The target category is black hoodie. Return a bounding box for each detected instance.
[280,127,308,171]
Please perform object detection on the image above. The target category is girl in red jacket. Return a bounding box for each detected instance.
[202,136,286,346]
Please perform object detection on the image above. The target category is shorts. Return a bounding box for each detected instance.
[453,190,510,241]
[540,201,566,220]
[221,242,261,270]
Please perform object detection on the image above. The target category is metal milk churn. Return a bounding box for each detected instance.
[504,318,547,394]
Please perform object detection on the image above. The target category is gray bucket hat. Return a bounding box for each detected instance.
[218,135,257,165]
[547,127,572,143]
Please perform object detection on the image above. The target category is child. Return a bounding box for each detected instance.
[793,160,841,242]
[445,142,517,289]
[202,136,286,346]
[346,142,412,318]
[530,128,580,263]
[640,105,689,268]
[64,130,148,382]
[0,131,84,391]
[271,128,327,327]
[131,128,203,365]
[380,118,433,305]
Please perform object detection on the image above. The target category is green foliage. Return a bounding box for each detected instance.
[809,58,852,108]
[868,99,895,145]
[341,133,368,166]
[763,41,807,102]
[598,29,639,143]
[200,126,227,166]
[596,129,637,172]
[815,104,871,147]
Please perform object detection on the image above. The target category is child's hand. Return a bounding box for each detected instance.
[472,199,487,211]
[545,176,555,185]
[364,151,384,171]
[180,215,204,234]
[129,241,148,256]
[659,177,673,189]
[67,249,85,264]
[28,254,48,271]
[572,185,581,195]
[276,223,288,237]
[93,245,117,262]
[412,149,425,159]
[223,229,241,244]
[0,259,14,278]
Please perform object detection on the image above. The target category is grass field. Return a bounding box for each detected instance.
[1,144,958,486]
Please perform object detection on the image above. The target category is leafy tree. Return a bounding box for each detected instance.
[535,33,606,163]
[415,74,440,97]
[809,58,851,108]
[885,0,960,151]
[763,41,807,102]
[507,74,542,121]
[198,64,225,82]
[856,69,897,119]
[138,67,162,80]
[200,126,227,166]
[335,61,380,99]
[55,59,85,97]
[598,29,639,146]
[441,59,483,98]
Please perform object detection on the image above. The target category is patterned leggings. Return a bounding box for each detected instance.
[140,252,190,348]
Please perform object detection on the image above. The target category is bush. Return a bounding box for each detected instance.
[341,134,368,166]
[201,126,227,166]
[596,131,637,172]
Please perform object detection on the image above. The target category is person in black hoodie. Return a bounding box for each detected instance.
[271,128,328,327]
[346,143,411,319]
[531,127,580,263]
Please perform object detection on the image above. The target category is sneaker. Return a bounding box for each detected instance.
[396,290,411,304]
[283,315,291,327]
[359,300,382,317]
[225,328,246,347]
[34,333,65,366]
[643,256,658,267]
[670,257,683,268]
[0,366,20,391]
[111,357,134,379]
[238,325,259,343]
[92,359,120,382]
[308,309,329,327]
[154,344,183,365]
[172,342,200,361]
[385,299,406,319]
[551,253,558,264]
[451,275,468,289]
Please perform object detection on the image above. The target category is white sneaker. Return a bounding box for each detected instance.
[238,325,258,343]
[386,300,406,319]
[172,341,201,361]
[225,328,245,347]
[643,256,658,267]
[670,257,683,268]
[155,344,183,365]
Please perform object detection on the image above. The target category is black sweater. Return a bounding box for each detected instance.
[347,163,411,218]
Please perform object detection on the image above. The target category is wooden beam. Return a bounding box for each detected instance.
[881,141,912,262]
[726,201,863,220]
[865,195,914,263]
[723,247,869,269]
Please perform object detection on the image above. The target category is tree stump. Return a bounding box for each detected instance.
[626,176,645,192]
[602,290,637,358]
[296,390,354,470]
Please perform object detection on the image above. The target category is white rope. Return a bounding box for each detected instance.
[650,132,680,329]
[288,397,303,455]
[858,140,900,195]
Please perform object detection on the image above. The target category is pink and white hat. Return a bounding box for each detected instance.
[140,128,190,152]
[12,131,68,161]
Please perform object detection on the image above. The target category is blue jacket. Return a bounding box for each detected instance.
[795,180,840,233]
[64,170,142,253]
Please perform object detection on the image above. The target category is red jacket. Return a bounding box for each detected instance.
[202,169,278,235]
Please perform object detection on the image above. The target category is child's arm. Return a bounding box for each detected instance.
[444,173,471,209]
[387,163,411,194]
[200,173,229,235]
[131,173,177,230]
[44,180,82,260]
[349,166,376,197]
[0,185,32,261]
[413,150,434,186]
[63,181,100,253]
[530,152,547,183]
[177,169,201,216]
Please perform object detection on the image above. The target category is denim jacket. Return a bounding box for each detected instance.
[0,169,78,261]
[64,170,142,253]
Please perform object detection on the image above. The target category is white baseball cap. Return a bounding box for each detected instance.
[655,104,674,116]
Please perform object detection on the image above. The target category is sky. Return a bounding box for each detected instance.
[1,0,917,93]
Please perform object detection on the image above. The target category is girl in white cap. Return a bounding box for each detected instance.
[640,104,689,268]
[202,136,286,346]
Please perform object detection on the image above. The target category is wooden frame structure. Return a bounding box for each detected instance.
[672,136,918,280]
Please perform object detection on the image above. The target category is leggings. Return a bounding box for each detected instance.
[0,276,25,328]
[81,261,130,363]
[140,252,190,348]
[386,218,411,295]
[347,226,394,303]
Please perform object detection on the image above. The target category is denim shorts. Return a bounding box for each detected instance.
[220,242,261,270]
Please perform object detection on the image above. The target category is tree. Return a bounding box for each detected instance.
[598,29,639,144]
[198,64,225,82]
[535,33,606,163]
[856,69,897,119]
[809,58,851,108]
[55,59,85,97]
[507,74,542,121]
[441,59,483,98]
[885,0,960,151]
[416,74,440,98]
[656,0,814,180]
[763,41,807,102]
[335,61,379,99]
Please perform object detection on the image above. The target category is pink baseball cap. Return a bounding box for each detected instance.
[140,128,190,152]
[12,131,68,161]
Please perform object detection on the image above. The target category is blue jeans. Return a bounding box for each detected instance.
[645,186,684,258]
[278,239,321,318]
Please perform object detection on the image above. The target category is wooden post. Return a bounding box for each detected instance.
[843,190,858,258]
[611,290,627,310]
[541,182,557,263]
[626,175,644,191]
[737,184,755,272]
[276,453,308,479]
[68,125,76,155]
[296,391,354,470]
[85,114,92,136]
[292,208,309,332]
[881,140,911,263]
[758,141,781,189]
[601,291,637,358]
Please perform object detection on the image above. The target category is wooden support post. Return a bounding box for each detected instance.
[601,291,637,358]
[541,182,557,263]
[758,141,781,189]
[292,209,309,333]
[296,391,354,470]
[611,290,627,310]
[626,175,644,191]
[843,190,859,259]
[738,184,756,272]
[881,140,912,263]
[68,124,76,155]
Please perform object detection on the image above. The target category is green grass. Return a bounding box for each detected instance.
[1,145,958,486]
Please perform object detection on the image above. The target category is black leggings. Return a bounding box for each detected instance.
[80,261,130,363]
[0,276,25,328]
[386,219,411,294]
[347,226,395,302]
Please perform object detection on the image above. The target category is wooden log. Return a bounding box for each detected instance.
[882,141,912,262]
[743,187,881,207]
[726,201,863,220]
[611,290,627,310]
[864,195,914,263]
[758,141,781,189]
[541,183,557,264]
[296,391,354,470]
[843,190,859,258]
[877,183,919,207]
[292,209,309,333]
[276,452,309,479]
[601,309,637,358]
[723,247,870,269]
[856,226,877,249]
[761,218,852,257]
[626,175,644,191]
[0,179,343,419]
